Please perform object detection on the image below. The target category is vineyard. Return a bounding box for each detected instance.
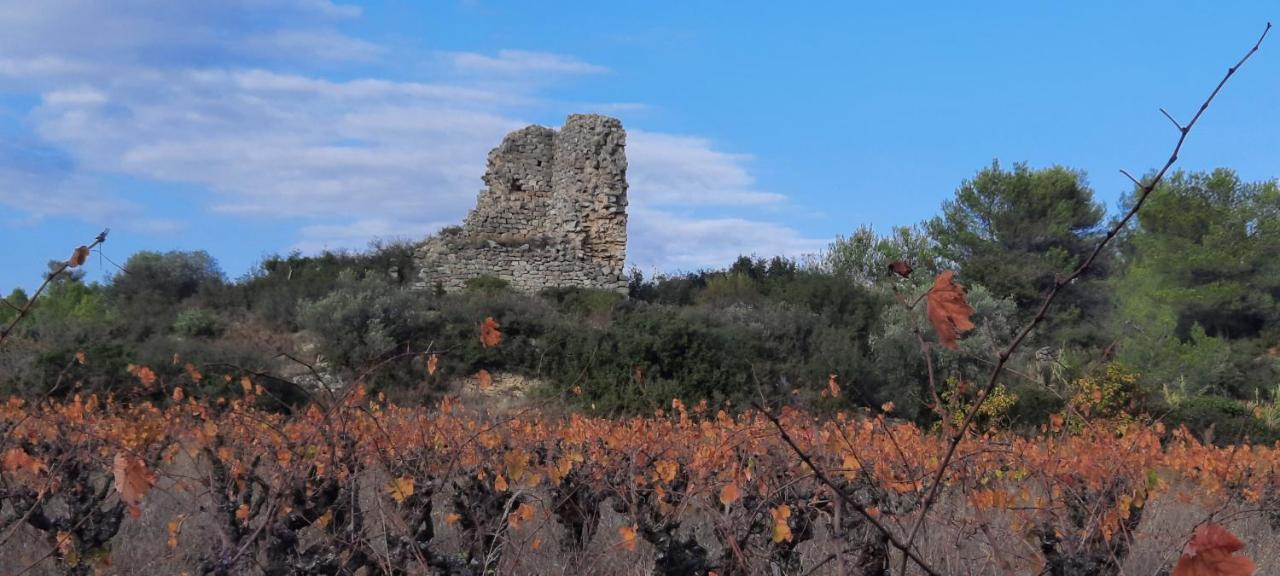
[1,12,1276,576]
[1,380,1275,575]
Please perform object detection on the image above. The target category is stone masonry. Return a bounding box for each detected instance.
[414,114,628,293]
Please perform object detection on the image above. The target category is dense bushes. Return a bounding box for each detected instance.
[3,167,1278,442]
[237,240,418,330]
[288,264,885,414]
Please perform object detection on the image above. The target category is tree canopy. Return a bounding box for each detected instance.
[927,161,1111,345]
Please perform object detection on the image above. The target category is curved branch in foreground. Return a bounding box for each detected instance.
[758,22,1270,576]
[898,21,1272,571]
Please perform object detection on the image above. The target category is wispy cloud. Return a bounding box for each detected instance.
[448,50,610,75]
[294,218,453,253]
[243,29,384,62]
[0,0,825,272]
[628,131,787,207]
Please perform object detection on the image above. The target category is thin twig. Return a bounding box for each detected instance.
[898,22,1272,573]
[754,402,943,576]
[0,229,109,347]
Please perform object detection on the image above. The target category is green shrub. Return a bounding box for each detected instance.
[237,244,416,330]
[464,275,511,293]
[539,287,623,323]
[109,251,223,306]
[173,309,222,338]
[298,272,432,374]
[696,273,761,307]
[1163,395,1278,444]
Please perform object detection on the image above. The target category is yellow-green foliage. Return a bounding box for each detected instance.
[941,375,1017,429]
[1064,363,1140,431]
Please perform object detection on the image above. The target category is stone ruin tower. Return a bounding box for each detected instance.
[414,114,628,293]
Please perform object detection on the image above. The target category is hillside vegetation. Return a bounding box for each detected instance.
[2,166,1278,443]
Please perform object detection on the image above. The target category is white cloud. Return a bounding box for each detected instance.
[243,29,384,62]
[0,56,86,78]
[42,87,108,107]
[0,142,183,234]
[0,1,825,273]
[628,130,787,207]
[0,1,370,67]
[294,218,452,253]
[449,50,610,75]
[292,0,363,19]
[628,207,829,272]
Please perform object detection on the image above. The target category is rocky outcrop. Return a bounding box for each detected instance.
[414,114,628,293]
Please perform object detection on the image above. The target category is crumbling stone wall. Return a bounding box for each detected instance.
[414,114,628,293]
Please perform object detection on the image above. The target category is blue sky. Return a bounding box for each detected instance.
[1,1,1276,292]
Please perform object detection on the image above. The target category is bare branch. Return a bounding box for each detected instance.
[1159,107,1184,132]
[0,229,111,347]
[898,22,1272,571]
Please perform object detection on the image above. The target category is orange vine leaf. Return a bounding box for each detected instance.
[619,525,638,552]
[386,477,414,503]
[480,317,502,348]
[888,260,913,278]
[112,453,156,518]
[1173,523,1255,576]
[67,245,90,268]
[925,270,975,349]
[2,447,46,478]
[771,504,793,543]
[719,483,741,506]
[128,364,157,387]
[167,515,187,549]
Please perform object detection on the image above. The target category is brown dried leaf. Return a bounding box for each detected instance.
[113,453,155,518]
[3,447,46,478]
[719,483,741,506]
[508,502,536,528]
[475,369,492,391]
[167,515,187,549]
[771,505,793,543]
[136,366,156,387]
[619,525,638,552]
[67,245,90,268]
[386,476,414,503]
[925,271,976,350]
[888,260,914,278]
[1174,523,1254,576]
[480,317,502,348]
